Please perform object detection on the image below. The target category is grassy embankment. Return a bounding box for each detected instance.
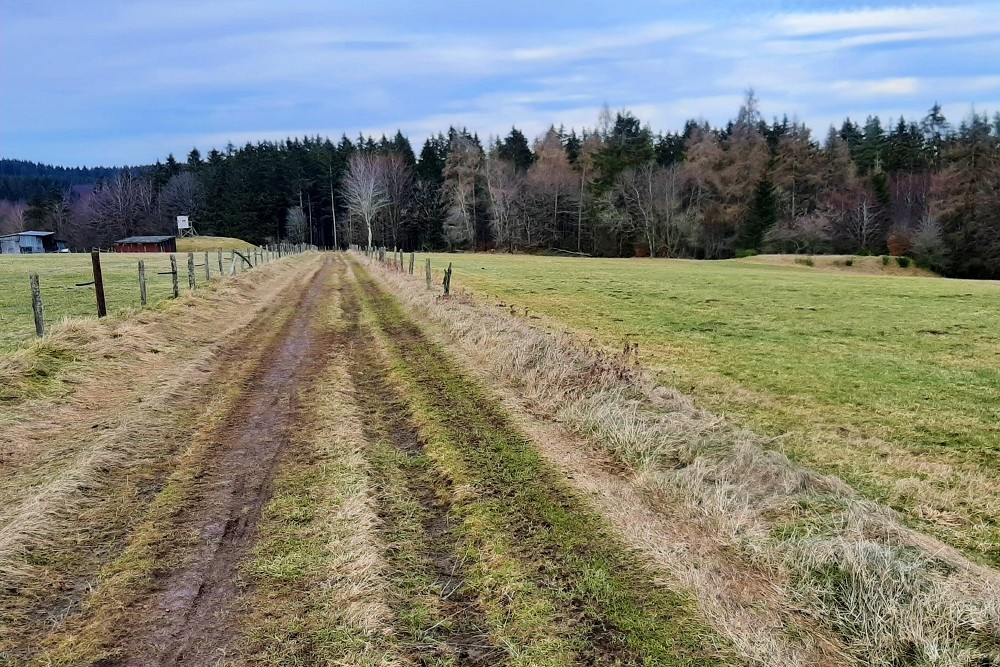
[422,253,1000,565]
[0,237,259,352]
[175,235,257,253]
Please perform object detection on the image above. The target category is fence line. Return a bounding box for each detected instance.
[15,243,317,341]
[353,246,453,296]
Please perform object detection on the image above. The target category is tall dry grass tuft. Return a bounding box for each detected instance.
[362,256,1000,667]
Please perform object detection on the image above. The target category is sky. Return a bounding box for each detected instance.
[2,0,999,167]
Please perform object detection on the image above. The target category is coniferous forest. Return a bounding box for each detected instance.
[2,95,999,279]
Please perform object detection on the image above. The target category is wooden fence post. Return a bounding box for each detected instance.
[91,249,108,318]
[187,253,196,289]
[30,273,44,337]
[204,252,211,281]
[409,252,415,275]
[170,254,179,298]
[443,262,452,296]
[217,250,223,275]
[230,252,238,276]
[138,260,147,306]
[425,258,432,290]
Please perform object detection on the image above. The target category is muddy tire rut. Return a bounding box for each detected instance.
[339,268,502,666]
[113,259,337,667]
[348,259,727,667]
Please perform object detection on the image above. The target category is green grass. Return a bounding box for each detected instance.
[0,250,246,352]
[176,235,257,253]
[420,253,1000,562]
[355,263,730,665]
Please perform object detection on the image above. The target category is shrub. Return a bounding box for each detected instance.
[795,256,815,267]
[845,259,854,267]
[896,256,911,268]
[911,217,947,272]
[887,228,915,257]
[857,248,873,256]
[735,248,759,258]
[881,255,890,266]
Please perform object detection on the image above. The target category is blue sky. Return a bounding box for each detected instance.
[2,0,998,166]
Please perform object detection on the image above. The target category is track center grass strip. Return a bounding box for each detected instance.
[351,259,731,666]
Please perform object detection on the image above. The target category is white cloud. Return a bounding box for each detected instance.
[831,77,921,97]
[3,0,999,165]
[773,6,961,35]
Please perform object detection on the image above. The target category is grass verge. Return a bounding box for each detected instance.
[417,252,1000,566]
[351,258,730,666]
[364,253,1000,667]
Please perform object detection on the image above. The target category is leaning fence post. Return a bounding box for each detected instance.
[443,261,452,296]
[187,253,196,289]
[30,273,44,337]
[204,252,211,281]
[425,258,432,290]
[91,249,108,318]
[170,254,179,298]
[138,260,147,306]
[230,252,238,276]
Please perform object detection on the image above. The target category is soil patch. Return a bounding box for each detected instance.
[113,259,337,666]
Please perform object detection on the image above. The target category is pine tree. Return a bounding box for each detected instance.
[497,128,534,171]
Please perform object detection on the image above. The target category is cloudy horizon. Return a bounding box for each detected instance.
[2,0,998,167]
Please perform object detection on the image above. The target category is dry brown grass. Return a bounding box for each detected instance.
[0,254,325,659]
[364,255,1000,667]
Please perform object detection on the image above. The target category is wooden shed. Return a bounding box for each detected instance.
[114,235,177,253]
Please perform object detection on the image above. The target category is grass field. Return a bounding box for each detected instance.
[0,239,257,352]
[176,235,258,253]
[425,252,1000,564]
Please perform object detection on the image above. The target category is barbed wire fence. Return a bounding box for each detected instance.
[4,243,316,345]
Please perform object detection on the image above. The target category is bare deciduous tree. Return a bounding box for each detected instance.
[484,153,522,251]
[0,200,26,235]
[159,172,201,223]
[764,213,833,254]
[826,185,884,252]
[442,134,481,249]
[88,171,155,244]
[379,153,414,249]
[285,206,308,243]
[524,128,577,248]
[613,164,691,257]
[342,152,389,251]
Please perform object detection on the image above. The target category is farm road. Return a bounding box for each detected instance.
[110,255,724,665]
[6,254,731,665]
[116,258,338,665]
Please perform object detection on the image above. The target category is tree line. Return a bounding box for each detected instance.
[2,94,998,278]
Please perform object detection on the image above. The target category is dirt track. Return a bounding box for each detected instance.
[5,253,868,666]
[115,258,336,665]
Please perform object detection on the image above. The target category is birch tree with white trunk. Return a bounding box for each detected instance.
[342,152,389,250]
